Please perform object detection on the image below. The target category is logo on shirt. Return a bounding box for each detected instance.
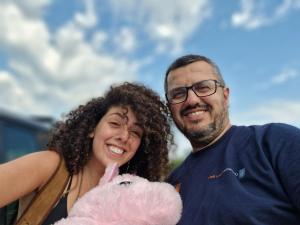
[208,168,245,180]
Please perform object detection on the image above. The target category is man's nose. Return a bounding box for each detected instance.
[185,89,201,104]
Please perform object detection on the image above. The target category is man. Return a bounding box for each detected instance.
[165,54,300,225]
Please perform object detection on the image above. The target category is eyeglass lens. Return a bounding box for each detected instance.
[167,79,218,103]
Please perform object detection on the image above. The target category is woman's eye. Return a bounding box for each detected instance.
[130,130,141,138]
[109,121,121,127]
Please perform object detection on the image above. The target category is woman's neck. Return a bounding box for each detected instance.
[83,158,105,189]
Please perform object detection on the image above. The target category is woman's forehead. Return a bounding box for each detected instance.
[106,106,141,127]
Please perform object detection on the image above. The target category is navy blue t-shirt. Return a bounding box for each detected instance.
[168,123,300,225]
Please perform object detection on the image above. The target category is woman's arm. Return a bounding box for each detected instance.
[0,151,60,207]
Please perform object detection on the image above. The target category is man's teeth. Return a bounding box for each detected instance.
[109,146,124,154]
[189,111,205,116]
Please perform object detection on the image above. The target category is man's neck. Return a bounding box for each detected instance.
[192,122,232,153]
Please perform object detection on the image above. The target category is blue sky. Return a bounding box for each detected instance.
[0,0,300,157]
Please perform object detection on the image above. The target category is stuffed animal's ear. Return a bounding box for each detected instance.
[99,162,119,186]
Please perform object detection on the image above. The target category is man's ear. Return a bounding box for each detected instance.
[223,87,230,105]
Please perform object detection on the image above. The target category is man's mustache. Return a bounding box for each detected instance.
[180,104,210,116]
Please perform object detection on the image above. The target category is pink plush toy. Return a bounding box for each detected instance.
[54,163,182,225]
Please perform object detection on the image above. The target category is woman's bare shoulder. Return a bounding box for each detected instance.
[0,150,62,207]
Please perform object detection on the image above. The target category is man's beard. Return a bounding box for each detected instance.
[175,105,228,149]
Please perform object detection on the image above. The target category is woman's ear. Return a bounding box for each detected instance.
[89,132,94,138]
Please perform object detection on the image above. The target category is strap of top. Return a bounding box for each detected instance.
[61,175,73,198]
[15,157,69,225]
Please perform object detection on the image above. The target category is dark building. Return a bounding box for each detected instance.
[0,110,53,163]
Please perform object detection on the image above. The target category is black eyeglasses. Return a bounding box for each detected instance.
[166,79,224,104]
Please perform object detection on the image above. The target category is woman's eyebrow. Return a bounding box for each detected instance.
[132,122,143,130]
[107,112,125,118]
[107,112,142,130]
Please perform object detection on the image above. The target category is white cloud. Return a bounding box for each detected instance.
[231,0,267,29]
[0,71,22,96]
[0,1,139,117]
[232,99,300,128]
[55,23,86,57]
[274,0,300,17]
[74,0,97,29]
[0,3,51,57]
[113,27,137,53]
[108,0,212,54]
[5,0,52,18]
[231,0,300,30]
[91,31,108,50]
[0,70,40,114]
[271,68,298,84]
[256,67,299,89]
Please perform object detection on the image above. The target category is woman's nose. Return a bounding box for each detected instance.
[118,128,130,142]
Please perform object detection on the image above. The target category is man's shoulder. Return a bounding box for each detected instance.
[234,123,300,135]
[251,123,300,136]
[167,154,192,184]
[233,123,300,152]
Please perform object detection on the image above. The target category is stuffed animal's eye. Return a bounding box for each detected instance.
[119,181,132,186]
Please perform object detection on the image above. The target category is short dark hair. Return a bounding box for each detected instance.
[48,82,173,181]
[164,54,225,92]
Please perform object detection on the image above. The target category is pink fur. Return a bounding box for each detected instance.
[54,164,182,225]
[98,162,119,186]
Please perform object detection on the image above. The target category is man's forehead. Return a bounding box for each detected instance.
[169,61,215,76]
[167,61,217,87]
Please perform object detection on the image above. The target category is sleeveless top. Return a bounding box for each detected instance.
[41,176,73,225]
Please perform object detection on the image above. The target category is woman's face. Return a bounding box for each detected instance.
[90,106,143,169]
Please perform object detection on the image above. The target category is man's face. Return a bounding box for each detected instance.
[166,61,230,148]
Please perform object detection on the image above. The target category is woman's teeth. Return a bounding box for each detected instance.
[109,146,124,154]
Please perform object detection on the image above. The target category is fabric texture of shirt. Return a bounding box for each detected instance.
[168,123,300,225]
[41,194,68,225]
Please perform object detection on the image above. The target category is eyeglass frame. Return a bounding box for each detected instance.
[166,79,225,104]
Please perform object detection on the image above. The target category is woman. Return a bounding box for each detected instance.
[0,82,173,225]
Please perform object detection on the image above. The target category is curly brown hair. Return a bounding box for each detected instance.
[48,82,173,181]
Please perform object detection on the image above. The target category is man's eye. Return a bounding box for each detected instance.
[171,89,186,99]
[194,84,212,93]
